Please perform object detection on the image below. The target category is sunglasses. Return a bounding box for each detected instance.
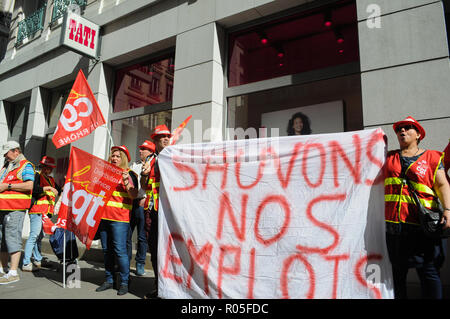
[395,124,416,133]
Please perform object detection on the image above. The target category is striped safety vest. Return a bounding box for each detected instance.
[103,169,136,223]
[0,159,34,211]
[384,150,443,225]
[144,155,160,211]
[29,173,56,216]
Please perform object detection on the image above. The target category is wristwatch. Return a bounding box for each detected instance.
[7,184,11,190]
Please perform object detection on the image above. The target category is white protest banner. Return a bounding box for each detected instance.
[157,128,394,299]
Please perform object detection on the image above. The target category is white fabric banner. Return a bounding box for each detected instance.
[157,128,394,299]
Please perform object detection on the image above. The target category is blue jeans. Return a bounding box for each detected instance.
[127,205,148,265]
[23,214,43,265]
[99,220,130,286]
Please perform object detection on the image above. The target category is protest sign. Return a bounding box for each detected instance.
[56,147,122,249]
[52,69,106,149]
[157,128,394,299]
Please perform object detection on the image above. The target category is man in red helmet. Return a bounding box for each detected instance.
[140,124,171,299]
[128,140,155,276]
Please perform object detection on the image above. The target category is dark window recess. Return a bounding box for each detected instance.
[228,0,359,87]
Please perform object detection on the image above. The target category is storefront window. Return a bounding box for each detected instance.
[228,0,358,87]
[113,56,175,112]
[48,87,71,129]
[111,111,172,163]
[227,74,362,139]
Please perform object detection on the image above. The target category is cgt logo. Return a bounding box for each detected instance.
[60,96,94,132]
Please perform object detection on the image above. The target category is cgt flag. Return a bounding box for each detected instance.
[56,147,123,249]
[52,69,106,149]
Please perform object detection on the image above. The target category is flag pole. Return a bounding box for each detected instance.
[63,230,66,288]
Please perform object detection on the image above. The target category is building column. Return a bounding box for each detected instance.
[171,22,225,144]
[72,61,113,160]
[24,86,47,164]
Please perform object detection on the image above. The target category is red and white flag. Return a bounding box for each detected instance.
[56,147,123,249]
[170,115,192,145]
[52,69,106,149]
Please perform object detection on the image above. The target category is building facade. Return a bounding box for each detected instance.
[0,0,449,289]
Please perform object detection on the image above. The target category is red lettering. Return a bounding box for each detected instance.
[329,134,362,188]
[365,130,386,186]
[68,19,77,40]
[202,159,228,190]
[354,254,383,299]
[172,159,198,192]
[216,192,248,242]
[295,194,346,254]
[302,143,326,188]
[161,233,184,284]
[281,253,315,299]
[247,248,256,299]
[75,23,83,44]
[217,245,241,299]
[90,29,96,49]
[254,195,291,246]
[186,239,213,295]
[266,143,303,189]
[235,149,265,189]
[83,26,91,47]
[323,254,349,299]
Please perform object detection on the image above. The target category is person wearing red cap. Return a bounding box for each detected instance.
[141,124,172,299]
[127,140,156,276]
[22,156,61,272]
[96,145,138,296]
[385,116,450,299]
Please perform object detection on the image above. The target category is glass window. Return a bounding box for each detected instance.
[227,0,358,87]
[113,56,175,112]
[227,74,362,139]
[44,133,70,187]
[444,0,450,55]
[48,86,71,129]
[111,110,172,163]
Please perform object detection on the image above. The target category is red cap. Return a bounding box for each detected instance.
[40,156,56,168]
[151,124,172,140]
[111,145,131,162]
[139,140,155,153]
[393,116,426,141]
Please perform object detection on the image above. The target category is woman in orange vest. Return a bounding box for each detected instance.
[95,145,138,296]
[385,116,450,299]
[23,156,60,272]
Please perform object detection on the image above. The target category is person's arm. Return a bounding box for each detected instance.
[434,169,450,229]
[123,170,139,200]
[0,162,35,193]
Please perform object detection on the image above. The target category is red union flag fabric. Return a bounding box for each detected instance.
[444,139,450,184]
[52,69,106,149]
[56,147,123,249]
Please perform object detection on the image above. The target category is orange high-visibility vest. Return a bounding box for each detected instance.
[384,150,443,225]
[0,160,34,211]
[103,169,135,223]
[144,156,160,211]
[29,173,56,215]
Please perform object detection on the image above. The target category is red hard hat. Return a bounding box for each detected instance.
[139,140,155,153]
[151,124,172,140]
[393,116,426,141]
[111,145,131,162]
[40,156,56,168]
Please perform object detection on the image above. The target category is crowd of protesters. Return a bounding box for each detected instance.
[0,117,449,299]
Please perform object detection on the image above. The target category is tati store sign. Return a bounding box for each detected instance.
[60,12,100,59]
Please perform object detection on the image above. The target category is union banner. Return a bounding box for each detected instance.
[52,69,106,149]
[56,147,123,249]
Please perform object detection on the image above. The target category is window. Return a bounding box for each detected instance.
[444,0,450,55]
[111,111,172,163]
[113,55,175,112]
[227,0,359,87]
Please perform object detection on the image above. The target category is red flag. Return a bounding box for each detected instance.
[56,147,123,249]
[52,69,106,149]
[444,139,450,184]
[170,115,192,145]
